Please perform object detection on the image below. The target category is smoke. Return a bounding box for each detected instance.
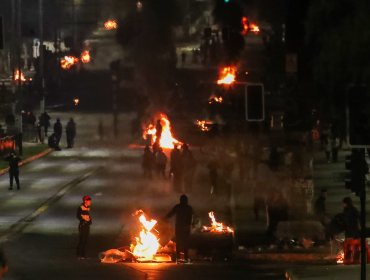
[116,0,183,113]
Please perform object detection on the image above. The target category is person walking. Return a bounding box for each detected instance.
[53,118,63,147]
[170,145,183,192]
[314,188,328,225]
[324,136,332,163]
[181,144,196,193]
[331,136,340,162]
[5,152,21,190]
[165,194,194,263]
[76,195,92,260]
[341,197,362,263]
[66,118,76,148]
[40,111,50,137]
[142,145,155,178]
[155,147,167,179]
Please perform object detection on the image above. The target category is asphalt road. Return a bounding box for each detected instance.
[0,111,286,279]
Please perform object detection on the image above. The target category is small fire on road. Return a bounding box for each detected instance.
[217,66,236,85]
[104,19,118,30]
[81,50,91,64]
[195,120,213,132]
[60,56,79,70]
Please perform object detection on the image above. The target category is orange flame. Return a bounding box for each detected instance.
[81,50,91,63]
[143,113,181,149]
[217,66,236,85]
[104,20,118,30]
[14,70,26,82]
[195,120,213,132]
[202,211,234,233]
[130,210,160,261]
[336,250,344,264]
[242,17,260,35]
[61,56,79,69]
[208,96,223,104]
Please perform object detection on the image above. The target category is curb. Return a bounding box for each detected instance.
[0,148,53,176]
[236,251,335,264]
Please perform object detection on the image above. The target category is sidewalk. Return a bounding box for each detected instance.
[286,264,370,280]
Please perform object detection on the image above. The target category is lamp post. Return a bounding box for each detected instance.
[39,0,45,114]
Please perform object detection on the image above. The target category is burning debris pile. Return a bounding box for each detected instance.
[217,66,236,85]
[202,212,234,234]
[195,120,214,132]
[142,113,181,149]
[100,210,174,263]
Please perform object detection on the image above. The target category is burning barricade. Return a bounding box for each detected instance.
[142,113,181,149]
[99,210,236,263]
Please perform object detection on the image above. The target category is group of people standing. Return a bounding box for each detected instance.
[142,143,196,192]
[47,117,77,150]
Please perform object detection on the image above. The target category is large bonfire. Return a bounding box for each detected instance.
[142,113,181,149]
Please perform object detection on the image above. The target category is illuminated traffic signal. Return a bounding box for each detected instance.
[224,0,230,3]
[245,84,264,121]
[347,85,370,146]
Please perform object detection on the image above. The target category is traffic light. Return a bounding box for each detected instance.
[344,149,368,196]
[245,84,264,121]
[347,85,370,146]
[224,0,230,3]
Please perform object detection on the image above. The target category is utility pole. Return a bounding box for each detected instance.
[39,0,45,114]
[16,0,22,155]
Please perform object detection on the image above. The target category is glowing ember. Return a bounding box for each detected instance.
[217,66,236,85]
[336,250,344,264]
[130,210,160,261]
[208,96,223,104]
[104,20,118,30]
[143,113,181,149]
[242,17,260,35]
[202,211,234,233]
[195,120,213,132]
[81,50,91,63]
[60,56,79,69]
[14,70,26,82]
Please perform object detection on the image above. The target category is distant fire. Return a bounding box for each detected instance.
[202,212,234,233]
[14,70,26,82]
[217,66,236,85]
[81,50,91,63]
[104,20,118,30]
[73,98,80,106]
[336,250,344,264]
[130,210,160,261]
[242,17,260,35]
[61,56,78,70]
[195,120,213,132]
[143,113,181,149]
[208,96,223,104]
